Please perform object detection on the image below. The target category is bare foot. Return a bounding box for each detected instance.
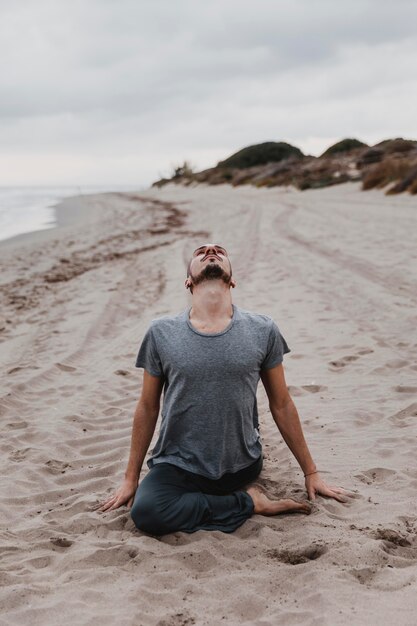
[245,486,311,516]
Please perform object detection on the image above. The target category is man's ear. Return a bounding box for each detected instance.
[230,279,236,289]
[184,279,190,289]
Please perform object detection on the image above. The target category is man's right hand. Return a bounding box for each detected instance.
[96,478,138,512]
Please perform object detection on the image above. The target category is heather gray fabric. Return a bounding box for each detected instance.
[135,304,290,479]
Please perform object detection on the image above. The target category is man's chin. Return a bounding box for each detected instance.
[190,264,232,287]
[203,264,224,279]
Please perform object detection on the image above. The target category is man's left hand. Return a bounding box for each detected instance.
[305,472,351,503]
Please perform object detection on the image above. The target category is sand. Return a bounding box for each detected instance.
[0,182,416,626]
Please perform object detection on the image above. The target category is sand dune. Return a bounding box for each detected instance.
[0,182,416,625]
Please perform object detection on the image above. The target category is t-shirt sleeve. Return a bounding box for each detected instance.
[261,320,291,370]
[135,326,164,377]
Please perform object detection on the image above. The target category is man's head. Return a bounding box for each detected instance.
[185,243,235,294]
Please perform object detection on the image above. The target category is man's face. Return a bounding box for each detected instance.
[187,243,233,290]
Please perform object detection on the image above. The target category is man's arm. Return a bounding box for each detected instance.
[98,370,164,511]
[260,363,348,502]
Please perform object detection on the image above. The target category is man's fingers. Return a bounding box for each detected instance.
[95,500,112,512]
[307,488,316,501]
[322,488,348,503]
[332,492,348,503]
[97,495,118,512]
[98,502,115,512]
[107,499,124,511]
[335,496,348,504]
[105,494,133,511]
[324,487,350,502]
[97,494,136,511]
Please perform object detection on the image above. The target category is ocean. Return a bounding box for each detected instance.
[0,185,143,243]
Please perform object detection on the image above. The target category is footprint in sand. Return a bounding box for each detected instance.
[50,537,73,548]
[7,366,25,374]
[27,556,52,569]
[329,348,375,372]
[301,384,327,393]
[156,611,196,626]
[63,414,84,423]
[388,403,417,428]
[287,384,327,396]
[114,369,130,376]
[350,565,415,590]
[393,385,417,394]
[374,528,411,548]
[374,528,417,566]
[384,359,410,369]
[265,544,327,565]
[319,498,357,520]
[349,521,417,588]
[350,567,379,586]
[328,355,359,371]
[6,420,28,430]
[353,409,384,428]
[102,406,123,416]
[354,467,397,485]
[55,363,77,372]
[44,459,71,474]
[9,448,31,462]
[81,545,139,567]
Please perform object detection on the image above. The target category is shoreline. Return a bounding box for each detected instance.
[0,192,126,249]
[0,194,96,248]
[0,187,146,249]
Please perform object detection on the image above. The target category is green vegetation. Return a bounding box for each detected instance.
[152,136,417,195]
[217,142,304,169]
[172,160,194,178]
[321,138,367,158]
[375,138,417,154]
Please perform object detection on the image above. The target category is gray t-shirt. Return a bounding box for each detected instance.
[135,303,290,479]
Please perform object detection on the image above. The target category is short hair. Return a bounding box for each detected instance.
[186,250,232,278]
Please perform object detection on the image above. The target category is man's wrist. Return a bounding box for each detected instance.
[302,465,317,477]
[304,469,319,478]
[124,471,140,484]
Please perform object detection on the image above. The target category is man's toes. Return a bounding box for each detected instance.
[285,499,312,514]
[298,501,312,514]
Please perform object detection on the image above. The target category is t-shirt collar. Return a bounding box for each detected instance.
[185,303,237,337]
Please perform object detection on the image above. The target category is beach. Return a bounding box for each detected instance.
[1,181,416,625]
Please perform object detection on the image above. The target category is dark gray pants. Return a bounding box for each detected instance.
[131,454,263,536]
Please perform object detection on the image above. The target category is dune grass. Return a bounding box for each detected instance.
[362,158,417,194]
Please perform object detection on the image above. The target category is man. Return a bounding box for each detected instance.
[98,243,349,535]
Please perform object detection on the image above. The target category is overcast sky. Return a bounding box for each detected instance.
[1,0,416,186]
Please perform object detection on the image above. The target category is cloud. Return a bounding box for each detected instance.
[1,0,416,184]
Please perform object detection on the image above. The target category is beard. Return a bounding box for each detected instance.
[189,262,232,288]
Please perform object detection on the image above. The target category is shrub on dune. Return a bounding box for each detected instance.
[409,177,417,194]
[217,142,304,169]
[386,162,417,194]
[375,138,416,154]
[321,138,367,158]
[362,158,417,193]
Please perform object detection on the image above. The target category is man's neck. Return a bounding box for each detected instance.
[189,282,233,324]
